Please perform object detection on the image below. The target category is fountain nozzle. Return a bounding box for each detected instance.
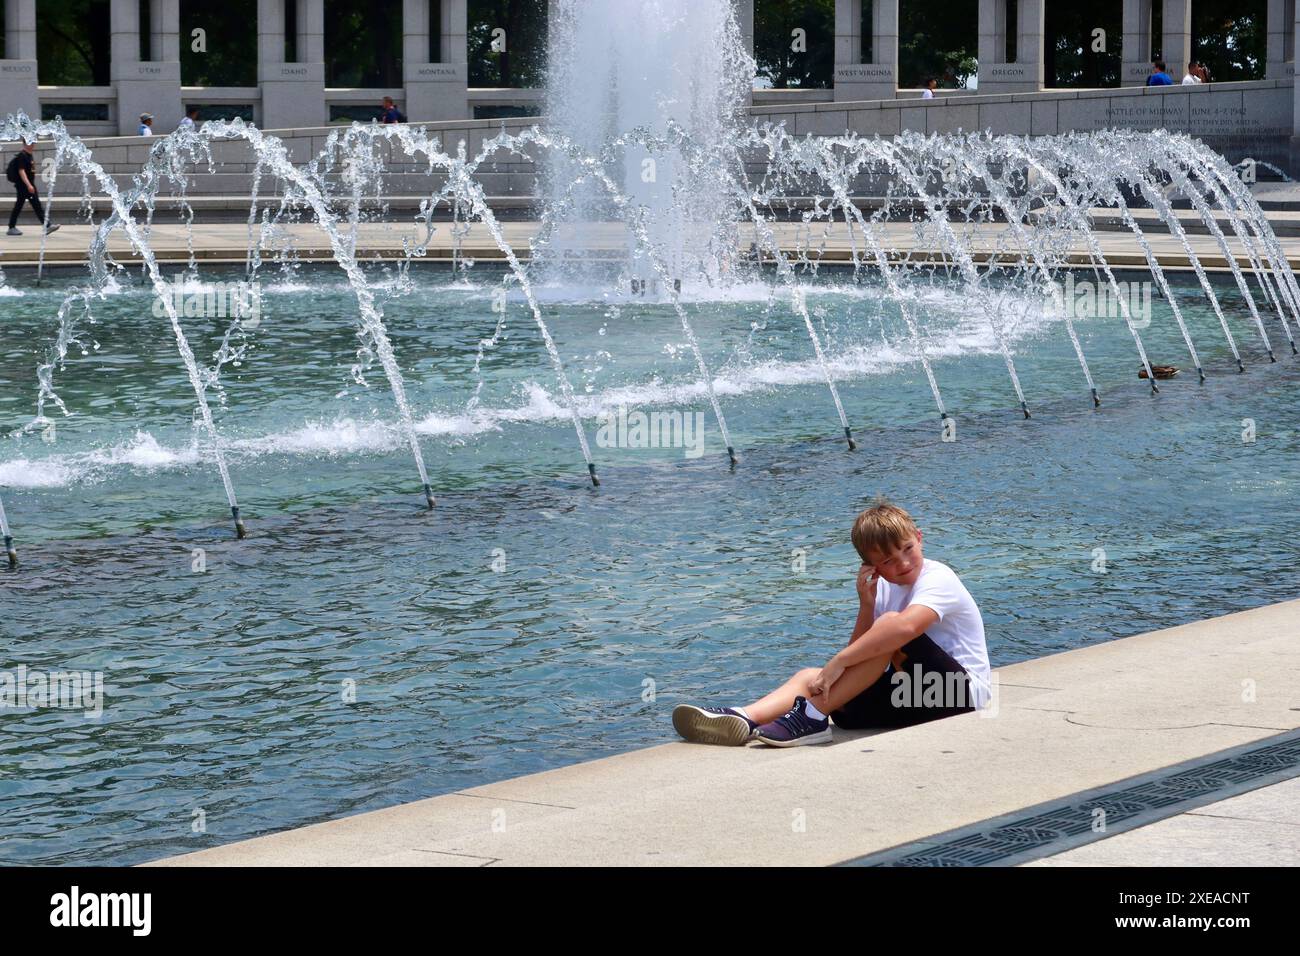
[4,535,15,569]
[231,506,247,539]
[423,483,436,509]
[843,426,857,451]
[587,462,600,487]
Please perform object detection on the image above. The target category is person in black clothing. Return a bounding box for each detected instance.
[6,141,59,236]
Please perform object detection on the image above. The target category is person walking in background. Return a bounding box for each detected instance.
[921,77,937,99]
[1181,61,1202,84]
[1193,60,1211,83]
[1146,61,1174,86]
[138,113,154,136]
[380,96,405,124]
[178,106,200,130]
[6,141,59,237]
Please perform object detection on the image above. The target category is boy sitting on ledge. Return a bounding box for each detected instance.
[673,499,991,746]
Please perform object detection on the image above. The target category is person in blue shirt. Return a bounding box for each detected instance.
[1146,60,1174,86]
[380,96,404,124]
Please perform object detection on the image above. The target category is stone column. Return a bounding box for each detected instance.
[1291,0,1300,169]
[1267,0,1296,79]
[734,0,754,104]
[1121,0,1153,86]
[835,0,898,101]
[153,0,181,62]
[259,0,326,130]
[0,0,40,122]
[112,0,183,135]
[298,0,325,63]
[977,0,1044,94]
[1161,0,1193,79]
[404,0,470,121]
[735,0,754,59]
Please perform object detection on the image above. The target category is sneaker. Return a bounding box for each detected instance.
[672,704,757,746]
[44,223,59,234]
[6,228,21,237]
[754,696,832,747]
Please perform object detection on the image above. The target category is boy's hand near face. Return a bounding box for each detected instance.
[856,563,879,608]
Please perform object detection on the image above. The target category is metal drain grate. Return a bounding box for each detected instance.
[841,728,1300,867]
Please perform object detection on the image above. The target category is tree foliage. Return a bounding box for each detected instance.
[468,0,548,88]
[324,0,404,88]
[36,0,112,86]
[898,0,977,89]
[754,0,834,89]
[181,0,257,87]
[1191,0,1267,81]
[1045,2,1122,88]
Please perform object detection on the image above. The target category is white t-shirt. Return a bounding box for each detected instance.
[875,558,991,708]
[922,88,935,99]
[1181,74,1201,85]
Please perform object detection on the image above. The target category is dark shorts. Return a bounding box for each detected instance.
[831,632,977,729]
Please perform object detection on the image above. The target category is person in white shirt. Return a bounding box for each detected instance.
[178,106,199,130]
[922,77,937,99]
[137,114,153,136]
[1182,62,1201,85]
[672,499,992,747]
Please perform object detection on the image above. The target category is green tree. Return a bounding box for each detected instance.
[754,0,834,89]
[36,0,111,86]
[324,0,404,88]
[1045,2,1122,88]
[468,0,548,88]
[1192,0,1267,81]
[898,0,977,89]
[181,0,257,87]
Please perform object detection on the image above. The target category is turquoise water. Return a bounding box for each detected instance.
[1,263,1298,864]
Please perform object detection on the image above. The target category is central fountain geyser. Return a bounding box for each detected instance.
[0,0,1297,561]
[541,0,753,286]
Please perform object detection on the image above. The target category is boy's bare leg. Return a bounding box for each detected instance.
[740,653,891,725]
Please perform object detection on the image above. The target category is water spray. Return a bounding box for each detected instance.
[0,494,16,568]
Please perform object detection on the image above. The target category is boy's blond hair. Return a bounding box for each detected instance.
[851,499,919,563]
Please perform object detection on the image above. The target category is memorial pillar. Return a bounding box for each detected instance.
[1161,0,1192,79]
[1121,0,1154,86]
[112,0,183,135]
[404,0,470,121]
[260,0,327,130]
[0,0,39,122]
[1267,0,1296,79]
[835,0,898,101]
[977,0,1044,94]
